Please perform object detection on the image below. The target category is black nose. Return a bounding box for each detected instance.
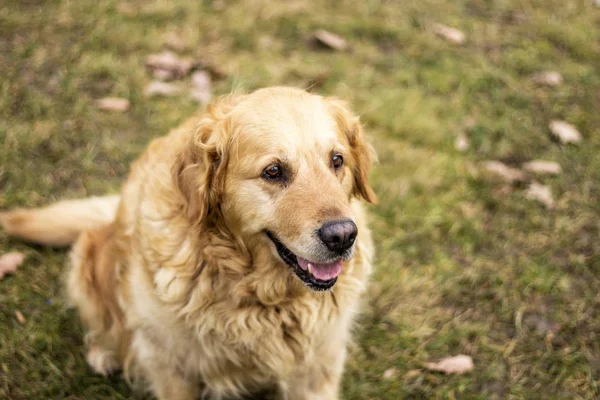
[318,220,358,254]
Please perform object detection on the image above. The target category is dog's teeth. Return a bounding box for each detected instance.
[307,263,313,275]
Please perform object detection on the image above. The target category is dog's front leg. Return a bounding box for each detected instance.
[279,346,346,400]
[132,333,199,400]
[144,367,199,400]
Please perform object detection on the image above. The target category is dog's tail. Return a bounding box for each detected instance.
[0,195,121,247]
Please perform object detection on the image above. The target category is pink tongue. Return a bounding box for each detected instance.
[297,257,343,281]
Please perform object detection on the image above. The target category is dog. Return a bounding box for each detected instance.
[1,87,376,399]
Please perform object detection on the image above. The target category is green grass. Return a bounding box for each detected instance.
[1,0,599,398]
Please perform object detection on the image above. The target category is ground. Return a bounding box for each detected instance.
[1,0,599,399]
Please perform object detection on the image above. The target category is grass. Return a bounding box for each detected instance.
[1,0,599,398]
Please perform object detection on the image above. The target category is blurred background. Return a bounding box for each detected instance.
[1,0,599,399]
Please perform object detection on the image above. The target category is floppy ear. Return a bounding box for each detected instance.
[327,98,378,204]
[173,96,241,226]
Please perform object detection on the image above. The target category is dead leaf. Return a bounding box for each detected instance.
[313,30,348,51]
[189,71,212,104]
[152,68,176,81]
[15,310,25,324]
[455,132,469,152]
[525,182,554,208]
[432,24,466,45]
[95,97,130,112]
[145,51,194,79]
[145,81,182,97]
[0,251,25,279]
[530,71,563,86]
[383,368,398,380]
[163,32,188,52]
[483,161,527,183]
[549,120,582,144]
[424,355,474,375]
[522,160,562,175]
[191,70,211,87]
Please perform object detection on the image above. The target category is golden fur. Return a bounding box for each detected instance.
[1,87,376,399]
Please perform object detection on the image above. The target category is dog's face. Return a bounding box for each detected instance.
[176,87,375,291]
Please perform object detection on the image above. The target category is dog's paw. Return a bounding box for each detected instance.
[86,345,119,376]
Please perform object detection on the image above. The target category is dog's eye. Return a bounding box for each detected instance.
[331,154,344,170]
[263,164,283,180]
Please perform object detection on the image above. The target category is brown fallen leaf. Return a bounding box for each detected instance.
[145,81,182,97]
[432,24,466,45]
[145,51,194,79]
[15,310,25,324]
[549,120,582,144]
[313,29,348,51]
[191,70,211,87]
[522,160,561,175]
[189,71,212,104]
[455,132,469,152]
[483,161,527,183]
[0,251,25,279]
[152,68,176,81]
[382,368,398,380]
[525,182,554,209]
[95,97,130,112]
[530,71,563,86]
[424,355,474,375]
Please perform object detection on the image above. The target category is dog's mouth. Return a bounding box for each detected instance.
[266,231,342,291]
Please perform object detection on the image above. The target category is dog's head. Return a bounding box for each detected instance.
[174,87,375,292]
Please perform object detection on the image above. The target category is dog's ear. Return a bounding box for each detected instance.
[173,121,219,226]
[327,98,378,204]
[173,96,242,225]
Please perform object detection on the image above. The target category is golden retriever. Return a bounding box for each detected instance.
[1,87,376,399]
